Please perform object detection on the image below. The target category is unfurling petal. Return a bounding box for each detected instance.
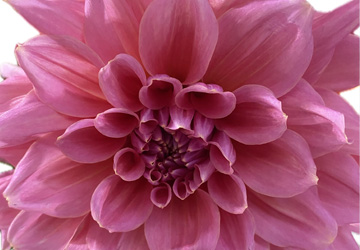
[145,190,220,250]
[57,119,126,163]
[234,130,318,198]
[209,130,236,174]
[215,85,287,145]
[139,0,218,84]
[114,148,145,181]
[91,175,153,232]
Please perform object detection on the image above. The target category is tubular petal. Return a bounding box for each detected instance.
[234,130,318,198]
[57,119,126,163]
[150,183,172,209]
[91,175,153,232]
[145,190,220,250]
[139,0,219,84]
[114,148,145,181]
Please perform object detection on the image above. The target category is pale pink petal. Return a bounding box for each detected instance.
[16,35,111,117]
[99,54,145,112]
[175,83,236,119]
[281,80,347,157]
[145,190,220,250]
[315,152,359,225]
[248,188,338,249]
[0,91,77,147]
[315,35,359,92]
[208,172,247,214]
[234,130,318,198]
[0,172,19,228]
[0,141,33,167]
[4,134,113,218]
[6,0,84,41]
[0,63,26,78]
[327,226,359,250]
[57,119,126,163]
[114,148,145,181]
[304,1,359,83]
[150,183,172,209]
[8,211,84,250]
[215,85,287,145]
[209,131,236,174]
[139,0,218,84]
[91,175,153,232]
[84,0,152,62]
[139,75,182,110]
[216,209,255,250]
[204,0,313,96]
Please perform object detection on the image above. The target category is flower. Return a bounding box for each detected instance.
[0,0,359,249]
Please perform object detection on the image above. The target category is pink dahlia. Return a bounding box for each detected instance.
[0,0,359,249]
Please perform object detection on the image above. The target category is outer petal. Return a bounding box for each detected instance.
[99,54,146,112]
[327,226,359,250]
[0,141,34,167]
[248,188,338,249]
[254,235,270,250]
[234,130,318,198]
[8,211,84,250]
[0,171,19,228]
[6,0,84,41]
[215,209,255,250]
[204,0,313,96]
[66,215,91,250]
[145,190,220,250]
[4,134,113,218]
[315,35,359,92]
[16,35,111,117]
[315,152,359,225]
[215,85,287,145]
[1,229,10,250]
[113,148,145,181]
[0,75,32,112]
[139,0,218,84]
[91,175,153,232]
[57,119,126,163]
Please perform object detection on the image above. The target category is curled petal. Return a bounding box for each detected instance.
[139,0,218,84]
[215,85,287,145]
[57,119,126,163]
[150,183,172,209]
[192,113,215,141]
[175,83,236,119]
[167,106,194,132]
[209,131,236,174]
[91,175,153,232]
[114,148,145,181]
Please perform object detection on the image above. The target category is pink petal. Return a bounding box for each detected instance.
[4,134,113,218]
[0,172,19,228]
[234,130,318,198]
[328,225,359,250]
[84,0,151,62]
[0,91,77,147]
[204,0,313,97]
[0,75,32,106]
[315,35,359,92]
[216,209,255,250]
[280,80,347,157]
[254,235,270,250]
[114,148,145,181]
[209,130,236,174]
[91,175,153,232]
[304,1,359,83]
[99,54,145,112]
[1,229,10,250]
[0,141,33,167]
[215,85,287,145]
[248,188,338,249]
[175,83,236,119]
[6,0,84,41]
[8,211,84,250]
[209,0,249,18]
[167,106,194,132]
[150,183,172,209]
[57,119,126,163]
[0,63,26,78]
[66,215,91,250]
[16,35,111,117]
[315,152,359,225]
[139,75,182,110]
[192,113,215,141]
[94,108,139,138]
[139,0,218,84]
[208,172,247,214]
[145,190,220,250]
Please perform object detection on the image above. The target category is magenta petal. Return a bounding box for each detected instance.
[167,106,194,132]
[216,209,255,250]
[150,183,172,209]
[8,211,84,250]
[16,35,111,117]
[145,190,220,250]
[57,119,126,163]
[139,75,182,110]
[7,0,84,41]
[99,54,145,112]
[139,0,218,84]
[215,85,287,145]
[315,152,359,225]
[91,175,153,232]
[204,0,313,96]
[208,172,247,214]
[209,131,236,175]
[234,130,318,198]
[193,113,215,141]
[254,235,270,250]
[175,83,236,119]
[248,188,338,249]
[114,148,145,181]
